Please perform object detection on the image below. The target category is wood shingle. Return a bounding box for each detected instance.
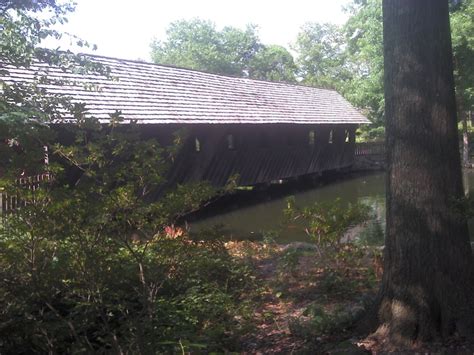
[2,54,369,125]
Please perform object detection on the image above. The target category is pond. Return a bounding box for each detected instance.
[189,170,474,245]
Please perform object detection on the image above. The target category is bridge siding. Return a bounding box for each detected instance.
[54,123,358,188]
[152,123,358,187]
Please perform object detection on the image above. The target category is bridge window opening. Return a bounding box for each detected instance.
[344,129,350,143]
[309,130,315,145]
[195,137,201,152]
[328,130,333,144]
[227,134,235,150]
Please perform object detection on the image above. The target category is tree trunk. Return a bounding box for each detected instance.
[376,0,474,348]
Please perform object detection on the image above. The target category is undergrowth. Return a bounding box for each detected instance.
[0,225,257,353]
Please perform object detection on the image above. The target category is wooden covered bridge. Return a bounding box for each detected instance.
[3,54,369,187]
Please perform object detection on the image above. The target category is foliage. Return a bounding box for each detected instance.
[0,221,255,352]
[290,0,473,131]
[342,0,384,125]
[283,197,370,251]
[277,248,302,278]
[1,0,74,67]
[248,44,297,82]
[1,2,256,352]
[356,125,385,142]
[1,0,108,180]
[275,196,378,320]
[151,18,297,82]
[291,1,383,123]
[151,19,261,77]
[0,115,256,352]
[451,0,474,112]
[293,23,349,89]
[292,0,474,129]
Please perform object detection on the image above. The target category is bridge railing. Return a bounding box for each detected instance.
[0,173,51,215]
[355,142,385,156]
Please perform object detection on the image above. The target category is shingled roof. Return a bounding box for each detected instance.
[3,54,369,125]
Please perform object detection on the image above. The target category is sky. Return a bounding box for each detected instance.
[50,0,351,61]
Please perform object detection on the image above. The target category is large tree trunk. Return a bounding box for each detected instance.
[376,0,474,348]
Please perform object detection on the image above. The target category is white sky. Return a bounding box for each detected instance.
[50,0,351,61]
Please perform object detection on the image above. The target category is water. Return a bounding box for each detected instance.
[189,171,474,244]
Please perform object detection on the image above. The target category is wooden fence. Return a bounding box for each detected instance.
[355,142,385,156]
[0,173,51,214]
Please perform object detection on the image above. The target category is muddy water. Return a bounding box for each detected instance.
[189,171,474,244]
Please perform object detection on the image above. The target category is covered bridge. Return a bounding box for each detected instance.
[3,54,369,187]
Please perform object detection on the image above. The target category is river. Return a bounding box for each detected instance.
[189,171,474,244]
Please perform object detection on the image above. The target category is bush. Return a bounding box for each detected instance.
[283,197,370,251]
[0,227,255,353]
[356,126,385,142]
[0,116,254,353]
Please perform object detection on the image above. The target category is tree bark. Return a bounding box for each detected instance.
[376,0,474,348]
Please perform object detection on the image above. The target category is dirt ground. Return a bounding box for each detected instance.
[226,241,376,353]
[226,241,474,354]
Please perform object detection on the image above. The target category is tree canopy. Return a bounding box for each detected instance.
[150,19,297,82]
[151,19,260,77]
[342,0,384,125]
[452,0,474,111]
[248,44,297,82]
[293,23,348,90]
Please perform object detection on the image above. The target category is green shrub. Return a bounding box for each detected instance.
[0,216,255,353]
[277,248,302,278]
[283,197,371,251]
[356,126,385,142]
[0,116,254,353]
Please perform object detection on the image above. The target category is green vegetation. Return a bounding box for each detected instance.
[284,197,371,250]
[452,0,474,112]
[1,2,253,352]
[343,0,384,126]
[3,0,474,352]
[218,198,381,352]
[0,112,259,352]
[1,158,382,352]
[293,23,349,90]
[0,223,256,352]
[151,19,297,82]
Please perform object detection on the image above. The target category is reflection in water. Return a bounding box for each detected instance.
[190,171,474,244]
